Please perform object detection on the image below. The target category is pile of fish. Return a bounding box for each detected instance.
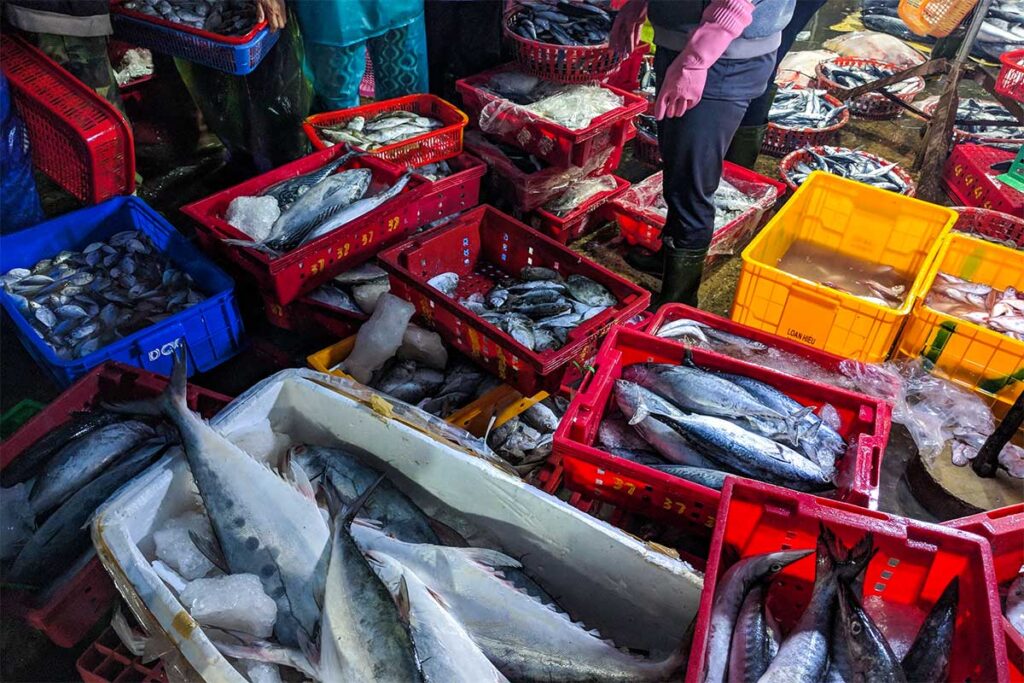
[622,173,763,232]
[224,152,412,254]
[768,87,847,129]
[508,0,614,46]
[542,174,618,216]
[120,0,257,36]
[860,0,1023,62]
[129,360,685,682]
[609,360,846,493]
[306,262,390,316]
[315,110,444,151]
[784,146,910,194]
[484,71,624,130]
[925,272,1024,341]
[447,266,616,353]
[1,410,175,587]
[778,239,912,308]
[487,397,567,475]
[1,232,206,360]
[702,526,959,683]
[818,60,919,97]
[414,160,455,181]
[952,98,1023,141]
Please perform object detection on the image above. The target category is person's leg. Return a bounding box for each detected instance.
[367,16,429,100]
[35,33,125,115]
[305,41,366,111]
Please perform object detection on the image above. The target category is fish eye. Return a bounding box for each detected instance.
[770,562,782,572]
[850,621,862,635]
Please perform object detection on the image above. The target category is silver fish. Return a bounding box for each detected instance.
[299,171,413,247]
[835,581,907,683]
[726,582,779,683]
[900,578,959,682]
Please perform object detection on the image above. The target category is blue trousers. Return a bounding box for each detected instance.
[655,49,775,249]
[306,17,429,111]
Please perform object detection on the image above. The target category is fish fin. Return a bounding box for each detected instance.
[296,628,321,672]
[627,395,651,426]
[427,518,470,547]
[281,449,317,501]
[457,546,523,570]
[188,529,230,575]
[424,584,452,611]
[395,575,412,623]
[785,406,817,444]
[681,347,698,368]
[220,238,280,256]
[340,474,385,527]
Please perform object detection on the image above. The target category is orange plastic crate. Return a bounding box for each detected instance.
[1,35,134,204]
[732,172,957,362]
[895,232,1024,422]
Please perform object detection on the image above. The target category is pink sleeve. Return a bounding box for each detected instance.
[678,0,755,70]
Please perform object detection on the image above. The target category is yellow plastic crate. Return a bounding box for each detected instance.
[896,233,1024,421]
[306,337,546,438]
[732,172,958,362]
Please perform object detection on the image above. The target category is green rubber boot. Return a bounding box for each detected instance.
[625,245,664,275]
[725,123,769,170]
[655,238,707,309]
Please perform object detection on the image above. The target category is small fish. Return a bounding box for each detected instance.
[428,272,460,297]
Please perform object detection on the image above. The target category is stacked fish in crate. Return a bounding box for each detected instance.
[185,93,483,337]
[455,1,646,243]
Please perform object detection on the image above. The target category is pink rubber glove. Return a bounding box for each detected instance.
[654,0,754,120]
[610,0,648,58]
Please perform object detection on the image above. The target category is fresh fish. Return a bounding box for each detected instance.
[777,238,913,307]
[307,282,363,314]
[769,87,847,129]
[565,274,616,306]
[261,168,373,252]
[509,1,612,46]
[2,232,206,361]
[137,355,330,648]
[655,319,768,353]
[901,577,959,682]
[783,145,910,193]
[836,581,907,682]
[926,272,1024,341]
[318,484,423,683]
[262,155,354,210]
[121,0,257,36]
[613,382,722,469]
[366,551,510,683]
[0,411,123,486]
[520,266,561,281]
[542,175,618,216]
[651,465,729,491]
[352,523,687,682]
[298,171,413,247]
[759,528,874,683]
[597,417,655,453]
[29,420,155,517]
[290,445,438,544]
[332,262,389,286]
[702,549,812,683]
[726,583,778,683]
[8,440,168,587]
[428,272,460,296]
[819,60,919,96]
[616,172,763,234]
[318,110,444,151]
[484,71,624,130]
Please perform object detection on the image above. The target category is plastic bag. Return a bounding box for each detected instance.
[174,15,312,173]
[822,31,926,68]
[0,73,43,233]
[775,49,838,88]
[542,174,619,217]
[478,78,624,134]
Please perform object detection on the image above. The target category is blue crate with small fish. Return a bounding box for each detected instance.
[0,196,244,387]
[110,1,279,76]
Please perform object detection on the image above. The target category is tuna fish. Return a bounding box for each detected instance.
[901,577,959,682]
[836,581,907,683]
[726,583,779,683]
[0,410,123,486]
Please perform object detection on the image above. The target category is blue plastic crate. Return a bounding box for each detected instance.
[0,196,245,387]
[110,10,279,76]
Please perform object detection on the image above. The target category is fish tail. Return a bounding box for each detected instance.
[102,347,190,424]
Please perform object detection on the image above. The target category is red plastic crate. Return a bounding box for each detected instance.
[606,164,786,257]
[945,505,1024,681]
[632,128,661,167]
[182,145,429,306]
[780,145,916,196]
[997,50,1024,103]
[816,56,924,120]
[762,93,850,158]
[259,288,367,339]
[503,11,620,84]
[1,362,230,648]
[464,131,620,213]
[379,206,651,395]
[302,94,469,165]
[1,35,135,204]
[77,627,166,683]
[524,175,629,244]
[648,303,849,372]
[943,144,1024,218]
[686,478,1009,683]
[553,326,891,530]
[456,64,648,169]
[952,206,1024,248]
[603,43,649,92]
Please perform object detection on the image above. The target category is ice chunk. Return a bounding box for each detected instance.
[819,403,840,431]
[342,293,415,384]
[352,278,390,314]
[226,196,281,243]
[242,661,283,683]
[1,483,35,562]
[179,574,277,639]
[224,418,290,464]
[151,560,188,593]
[397,324,448,370]
[153,511,216,580]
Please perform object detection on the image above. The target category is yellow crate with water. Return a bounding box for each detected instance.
[896,232,1024,421]
[307,337,547,438]
[732,172,958,363]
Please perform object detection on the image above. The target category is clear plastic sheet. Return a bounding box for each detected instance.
[543,174,619,216]
[478,81,624,134]
[822,31,927,68]
[614,171,778,256]
[465,130,614,206]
